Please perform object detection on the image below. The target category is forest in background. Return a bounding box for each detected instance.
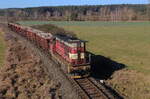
[0,4,149,21]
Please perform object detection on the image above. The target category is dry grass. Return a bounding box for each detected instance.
[107,69,150,99]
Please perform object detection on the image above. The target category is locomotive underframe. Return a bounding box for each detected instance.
[51,51,91,79]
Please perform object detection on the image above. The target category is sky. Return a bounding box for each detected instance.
[0,0,148,9]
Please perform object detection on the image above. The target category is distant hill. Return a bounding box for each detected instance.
[0,4,149,21]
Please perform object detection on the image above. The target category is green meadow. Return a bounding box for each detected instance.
[18,21,150,74]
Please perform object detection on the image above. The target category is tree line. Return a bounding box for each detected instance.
[0,4,149,21]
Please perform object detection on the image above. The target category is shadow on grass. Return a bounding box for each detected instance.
[90,54,126,80]
[90,54,126,98]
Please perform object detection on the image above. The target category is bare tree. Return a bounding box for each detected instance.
[33,11,38,19]
[46,11,51,20]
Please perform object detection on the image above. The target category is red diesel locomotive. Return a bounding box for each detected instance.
[8,23,91,78]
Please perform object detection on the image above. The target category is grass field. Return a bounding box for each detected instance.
[18,21,150,75]
[0,28,5,67]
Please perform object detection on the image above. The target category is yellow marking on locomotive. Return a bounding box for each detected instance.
[71,76,82,79]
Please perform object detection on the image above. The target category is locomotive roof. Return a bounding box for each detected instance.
[55,34,86,43]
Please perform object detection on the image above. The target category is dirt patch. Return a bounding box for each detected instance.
[106,69,150,99]
[0,32,62,99]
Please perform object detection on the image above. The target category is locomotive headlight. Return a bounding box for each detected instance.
[81,42,84,47]
[81,53,85,59]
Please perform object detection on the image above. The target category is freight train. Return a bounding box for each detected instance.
[8,23,91,79]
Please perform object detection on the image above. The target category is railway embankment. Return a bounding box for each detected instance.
[0,24,79,99]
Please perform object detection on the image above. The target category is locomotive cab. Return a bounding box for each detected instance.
[68,41,91,78]
[55,34,91,79]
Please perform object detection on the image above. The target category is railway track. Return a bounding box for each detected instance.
[74,78,107,99]
[71,77,116,99]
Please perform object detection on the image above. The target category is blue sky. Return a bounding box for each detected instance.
[0,0,148,8]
